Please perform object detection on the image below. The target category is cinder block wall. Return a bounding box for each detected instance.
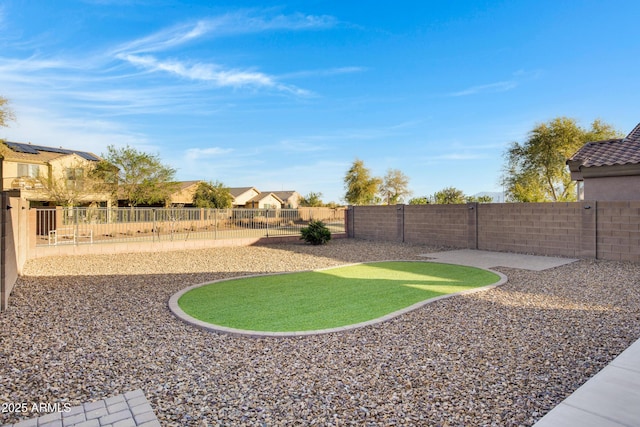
[596,201,640,262]
[404,204,474,248]
[350,205,401,242]
[348,201,640,262]
[477,202,590,257]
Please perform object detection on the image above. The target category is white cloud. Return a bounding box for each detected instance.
[121,54,272,86]
[110,11,331,95]
[119,53,310,95]
[259,12,337,31]
[449,80,517,97]
[448,69,543,97]
[111,20,215,55]
[185,147,234,160]
[112,11,337,56]
[206,11,337,34]
[281,66,366,79]
[0,56,68,75]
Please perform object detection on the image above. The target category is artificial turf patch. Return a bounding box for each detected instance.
[177,261,500,332]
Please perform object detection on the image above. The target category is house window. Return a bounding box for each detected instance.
[577,181,584,201]
[66,167,85,191]
[17,163,40,178]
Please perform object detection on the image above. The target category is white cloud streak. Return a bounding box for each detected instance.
[185,147,234,160]
[0,56,69,74]
[112,12,336,56]
[448,69,542,97]
[120,54,278,88]
[119,53,312,95]
[281,66,366,79]
[449,80,518,97]
[111,11,334,95]
[111,20,215,55]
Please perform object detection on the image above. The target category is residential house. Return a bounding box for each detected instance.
[228,187,260,208]
[0,141,112,207]
[245,192,284,209]
[168,180,202,206]
[265,190,301,208]
[567,122,640,201]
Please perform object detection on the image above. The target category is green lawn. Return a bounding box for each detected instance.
[177,261,500,332]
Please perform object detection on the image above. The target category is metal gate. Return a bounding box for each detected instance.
[36,208,56,236]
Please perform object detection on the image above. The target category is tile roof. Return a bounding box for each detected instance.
[264,190,298,200]
[175,180,202,190]
[228,187,258,197]
[567,123,640,168]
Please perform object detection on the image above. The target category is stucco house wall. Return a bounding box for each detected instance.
[582,175,640,201]
[267,191,301,208]
[567,122,640,201]
[229,187,260,207]
[246,193,284,209]
[169,181,201,206]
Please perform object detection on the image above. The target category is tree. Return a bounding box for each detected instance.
[38,159,115,207]
[299,191,324,207]
[501,117,622,202]
[380,169,411,204]
[0,96,15,129]
[408,196,432,205]
[98,145,178,207]
[192,181,233,208]
[433,187,466,204]
[466,194,493,203]
[343,159,382,205]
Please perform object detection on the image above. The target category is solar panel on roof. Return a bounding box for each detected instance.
[3,141,100,161]
[30,144,68,154]
[5,141,40,154]
[77,152,101,161]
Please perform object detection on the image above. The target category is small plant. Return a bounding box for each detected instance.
[300,220,331,245]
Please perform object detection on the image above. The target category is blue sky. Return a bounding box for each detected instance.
[1,0,639,203]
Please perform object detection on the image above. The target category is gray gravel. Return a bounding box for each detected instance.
[1,239,640,426]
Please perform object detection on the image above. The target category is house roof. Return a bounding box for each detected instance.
[263,190,298,200]
[246,192,284,204]
[228,187,258,197]
[175,180,202,191]
[1,141,101,162]
[567,123,640,169]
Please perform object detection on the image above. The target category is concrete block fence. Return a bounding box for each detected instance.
[346,201,640,262]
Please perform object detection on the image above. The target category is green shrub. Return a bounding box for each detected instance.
[300,220,332,245]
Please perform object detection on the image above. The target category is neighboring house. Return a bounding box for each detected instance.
[265,190,301,208]
[567,122,640,201]
[168,180,202,206]
[0,141,112,207]
[228,187,260,208]
[245,192,284,209]
[229,188,301,208]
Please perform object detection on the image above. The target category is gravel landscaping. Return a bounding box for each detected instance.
[1,239,640,426]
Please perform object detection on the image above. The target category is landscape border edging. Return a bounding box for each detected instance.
[167,260,508,338]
